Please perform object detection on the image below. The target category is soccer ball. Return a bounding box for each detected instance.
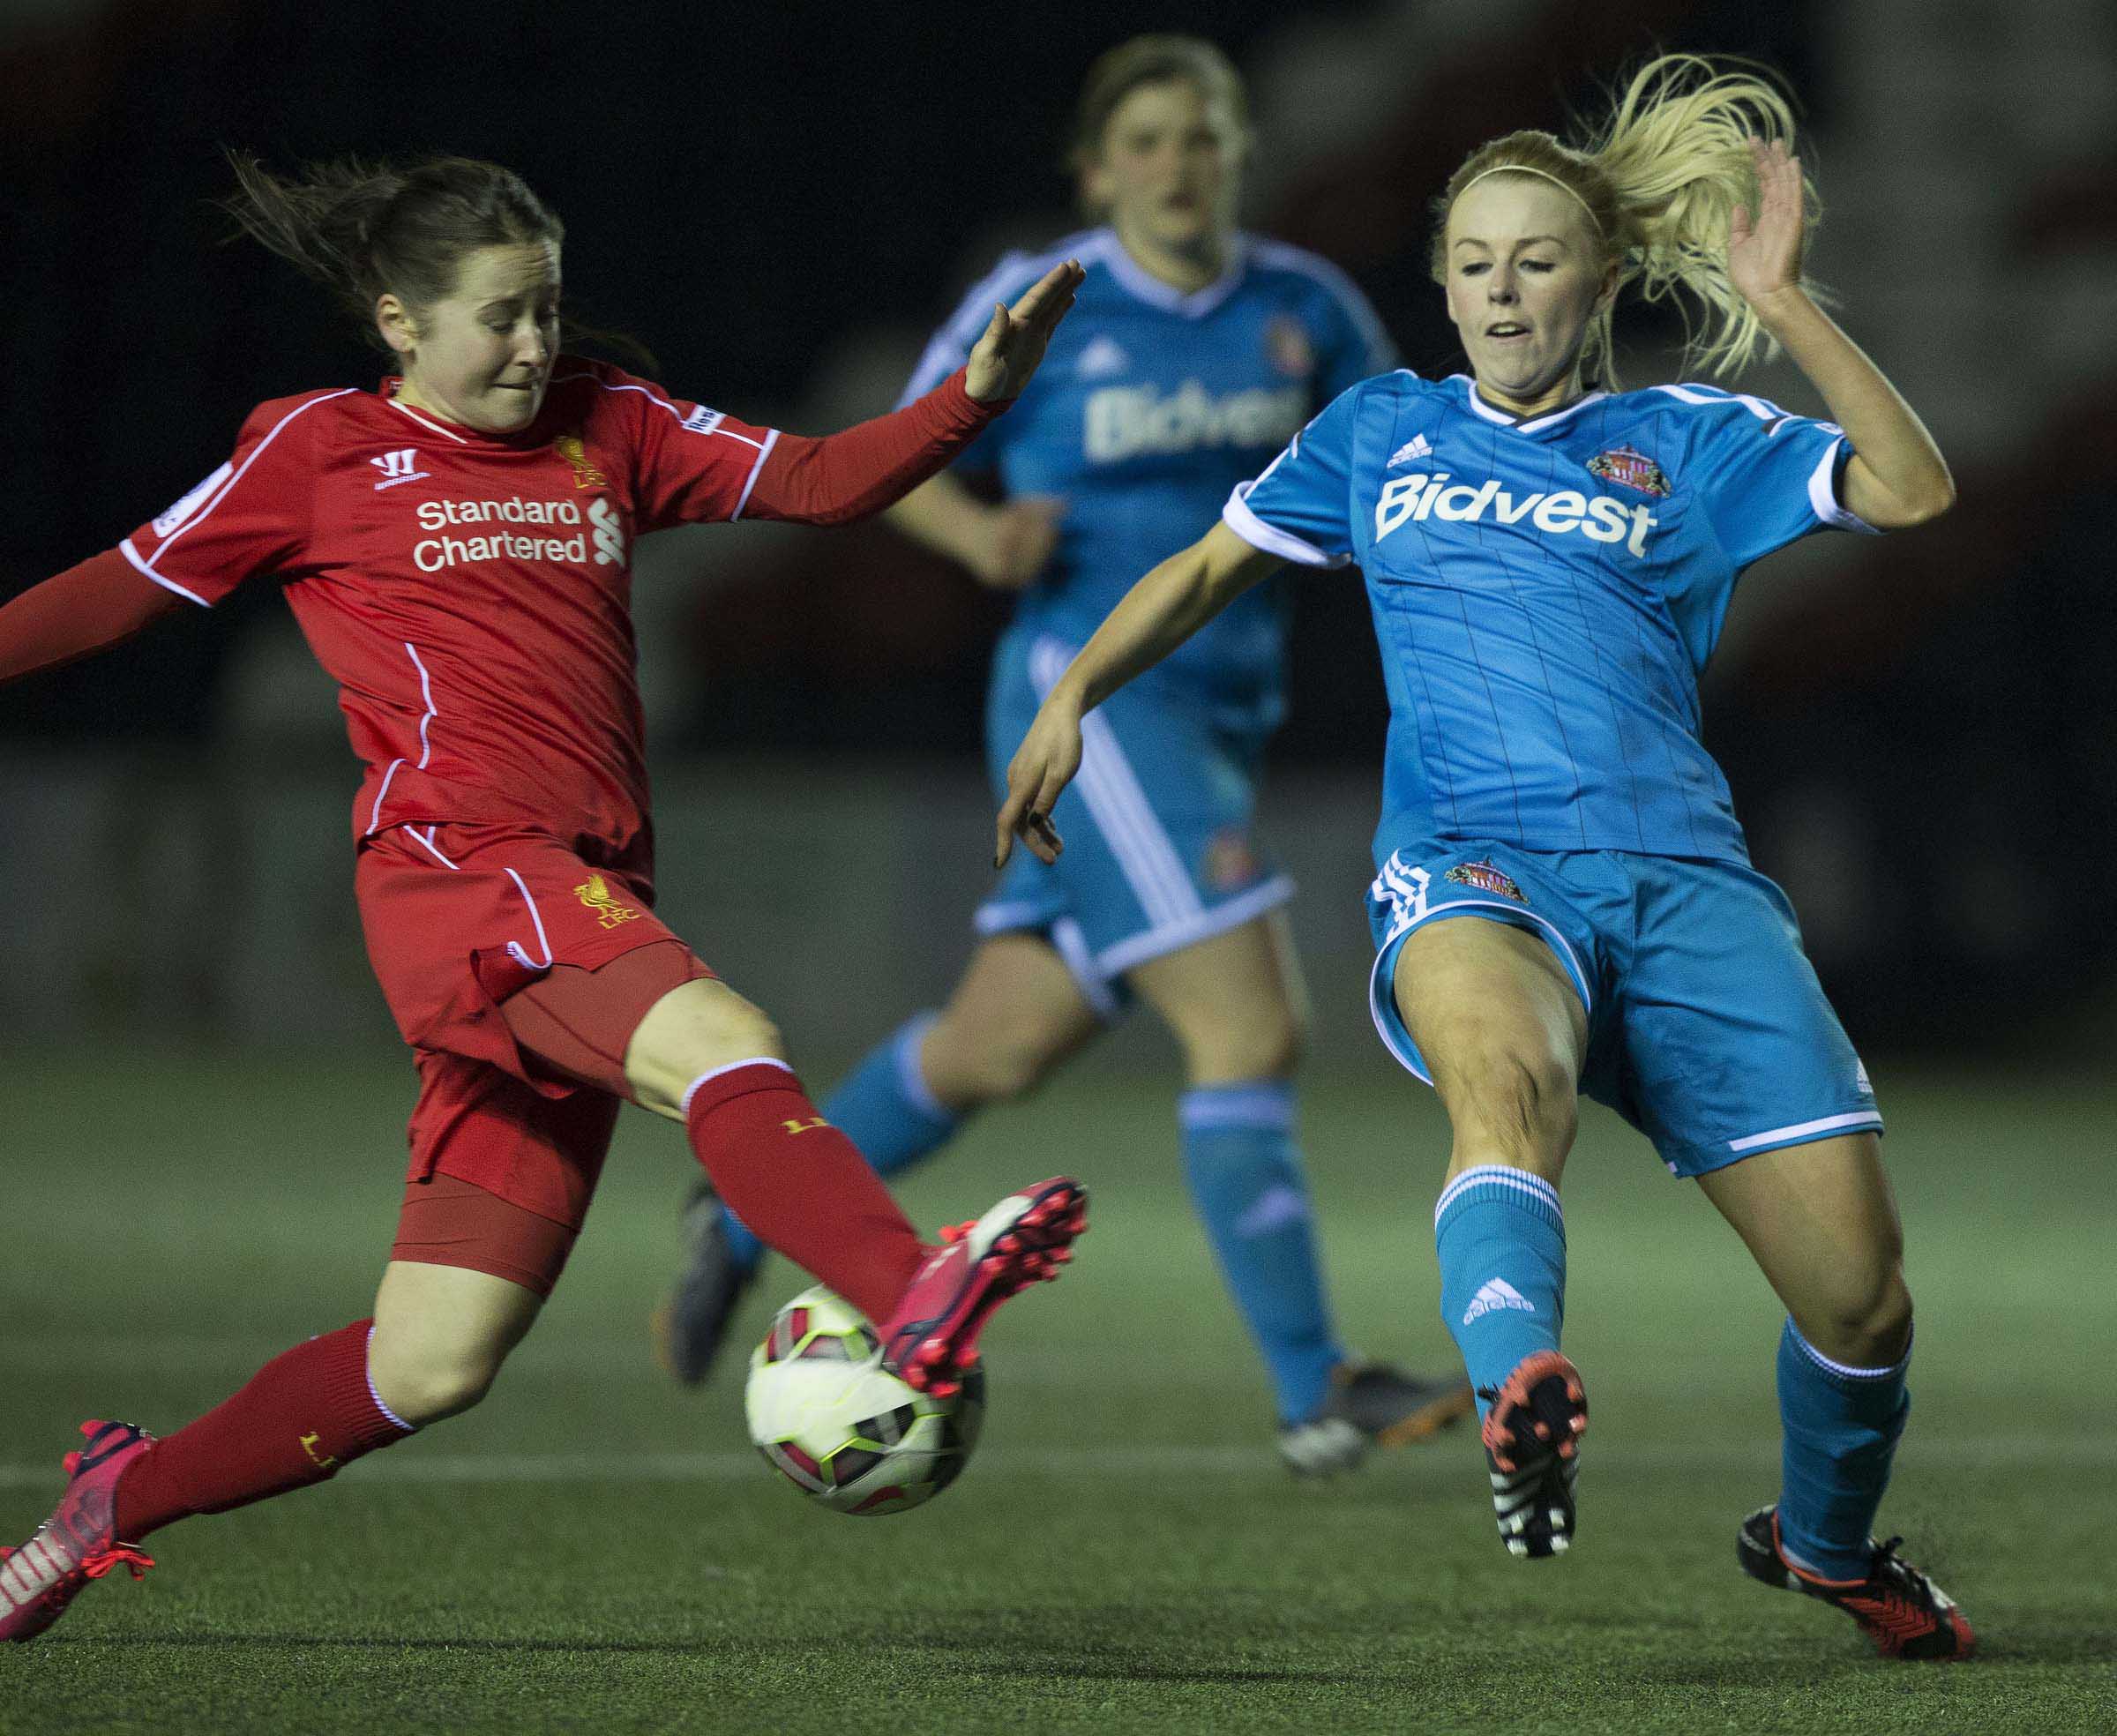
[744,1284,984,1516]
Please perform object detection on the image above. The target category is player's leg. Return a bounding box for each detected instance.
[1132,910,1467,1464]
[2,1075,595,1642]
[1617,856,1968,1652]
[1701,1135,1914,1562]
[662,932,1104,1382]
[510,944,1085,1393]
[1383,900,1594,1555]
[1705,1133,1971,1655]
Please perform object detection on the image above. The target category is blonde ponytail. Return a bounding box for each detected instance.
[1431,55,1819,385]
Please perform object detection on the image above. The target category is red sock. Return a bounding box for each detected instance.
[113,1320,413,1541]
[684,1061,927,1321]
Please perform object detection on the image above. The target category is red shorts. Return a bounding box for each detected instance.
[359,822,715,1260]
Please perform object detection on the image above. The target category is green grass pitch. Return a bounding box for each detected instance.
[2,1048,2112,1732]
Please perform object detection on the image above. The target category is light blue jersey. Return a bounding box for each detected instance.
[905,227,1395,725]
[1226,371,1873,865]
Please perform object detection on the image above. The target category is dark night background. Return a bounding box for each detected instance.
[2,0,2112,1058]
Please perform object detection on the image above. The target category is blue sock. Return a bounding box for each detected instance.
[1433,1165,1567,1416]
[1178,1081,1344,1425]
[1775,1318,1910,1581]
[722,1014,960,1271]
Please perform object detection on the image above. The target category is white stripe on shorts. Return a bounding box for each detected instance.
[1028,637,1200,932]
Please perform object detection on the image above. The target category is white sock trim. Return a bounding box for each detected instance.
[364,1327,419,1435]
[1786,1317,1913,1381]
[893,1013,953,1123]
[1434,1164,1563,1228]
[680,1055,795,1118]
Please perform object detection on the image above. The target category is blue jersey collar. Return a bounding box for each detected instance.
[1092,228,1251,319]
[1454,374,1610,436]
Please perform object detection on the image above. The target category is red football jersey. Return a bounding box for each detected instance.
[117,358,782,850]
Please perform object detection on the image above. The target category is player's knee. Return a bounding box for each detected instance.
[1178,999,1305,1086]
[1800,1261,1913,1368]
[369,1343,506,1426]
[1440,1038,1575,1165]
[929,1021,1064,1107]
[626,995,785,1119]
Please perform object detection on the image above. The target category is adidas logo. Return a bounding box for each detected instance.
[1075,335,1129,378]
[1388,433,1433,468]
[1462,1277,1535,1326]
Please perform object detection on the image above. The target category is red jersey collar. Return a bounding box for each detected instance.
[378,376,557,449]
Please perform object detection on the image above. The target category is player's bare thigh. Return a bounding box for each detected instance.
[368,1260,543,1426]
[921,932,1104,1111]
[1393,917,1588,1184]
[1694,1131,1911,1366]
[624,976,788,1121]
[1128,909,1308,1087]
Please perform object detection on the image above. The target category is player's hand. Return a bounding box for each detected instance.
[964,259,1085,404]
[1728,137,1807,311]
[995,696,1082,867]
[967,497,1063,591]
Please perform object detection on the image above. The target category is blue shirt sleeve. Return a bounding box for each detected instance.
[1221,381,1363,568]
[1664,385,1878,570]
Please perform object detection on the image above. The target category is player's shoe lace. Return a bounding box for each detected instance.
[0,1420,157,1643]
[1477,1351,1587,1559]
[1736,1504,1976,1660]
[655,1178,763,1387]
[1278,1361,1477,1477]
[879,1177,1087,1398]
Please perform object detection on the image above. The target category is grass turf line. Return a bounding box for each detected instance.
[1,1049,2112,1733]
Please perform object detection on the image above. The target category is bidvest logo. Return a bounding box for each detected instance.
[1084,380,1305,464]
[1375,469,1661,557]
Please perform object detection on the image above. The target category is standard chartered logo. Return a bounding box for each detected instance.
[407,493,629,574]
[1374,470,1661,557]
[589,498,625,566]
[1084,380,1306,465]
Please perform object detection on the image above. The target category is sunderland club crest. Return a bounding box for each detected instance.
[1585,444,1671,498]
[1444,859,1528,903]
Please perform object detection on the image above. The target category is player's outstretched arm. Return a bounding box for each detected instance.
[0,550,185,687]
[739,263,1083,530]
[1729,138,1954,529]
[996,520,1281,866]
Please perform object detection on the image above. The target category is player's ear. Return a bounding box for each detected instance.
[376,292,420,360]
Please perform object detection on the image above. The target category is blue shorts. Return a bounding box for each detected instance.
[979,630,1293,1016]
[1365,841,1881,1178]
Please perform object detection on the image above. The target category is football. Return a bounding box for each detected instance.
[744,1284,985,1516]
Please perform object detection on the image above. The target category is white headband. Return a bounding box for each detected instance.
[1454,164,1603,235]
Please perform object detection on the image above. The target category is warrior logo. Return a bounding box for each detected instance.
[1585,444,1671,498]
[1445,860,1528,903]
[574,873,643,929]
[554,433,608,490]
[370,449,430,492]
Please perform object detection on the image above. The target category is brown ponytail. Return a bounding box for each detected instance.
[222,153,565,350]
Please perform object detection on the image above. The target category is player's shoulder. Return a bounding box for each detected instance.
[236,385,370,445]
[1632,379,1812,435]
[1353,366,1441,412]
[954,229,1105,319]
[1243,235,1380,317]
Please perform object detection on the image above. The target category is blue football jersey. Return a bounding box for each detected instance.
[1225,372,1874,864]
[903,227,1395,715]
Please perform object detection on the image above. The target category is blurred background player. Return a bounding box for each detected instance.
[995,56,1973,1659]
[660,34,1472,1475]
[0,153,1088,1643]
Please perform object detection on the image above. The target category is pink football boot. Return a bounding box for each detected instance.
[880,1177,1088,1396]
[1,1419,157,1643]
